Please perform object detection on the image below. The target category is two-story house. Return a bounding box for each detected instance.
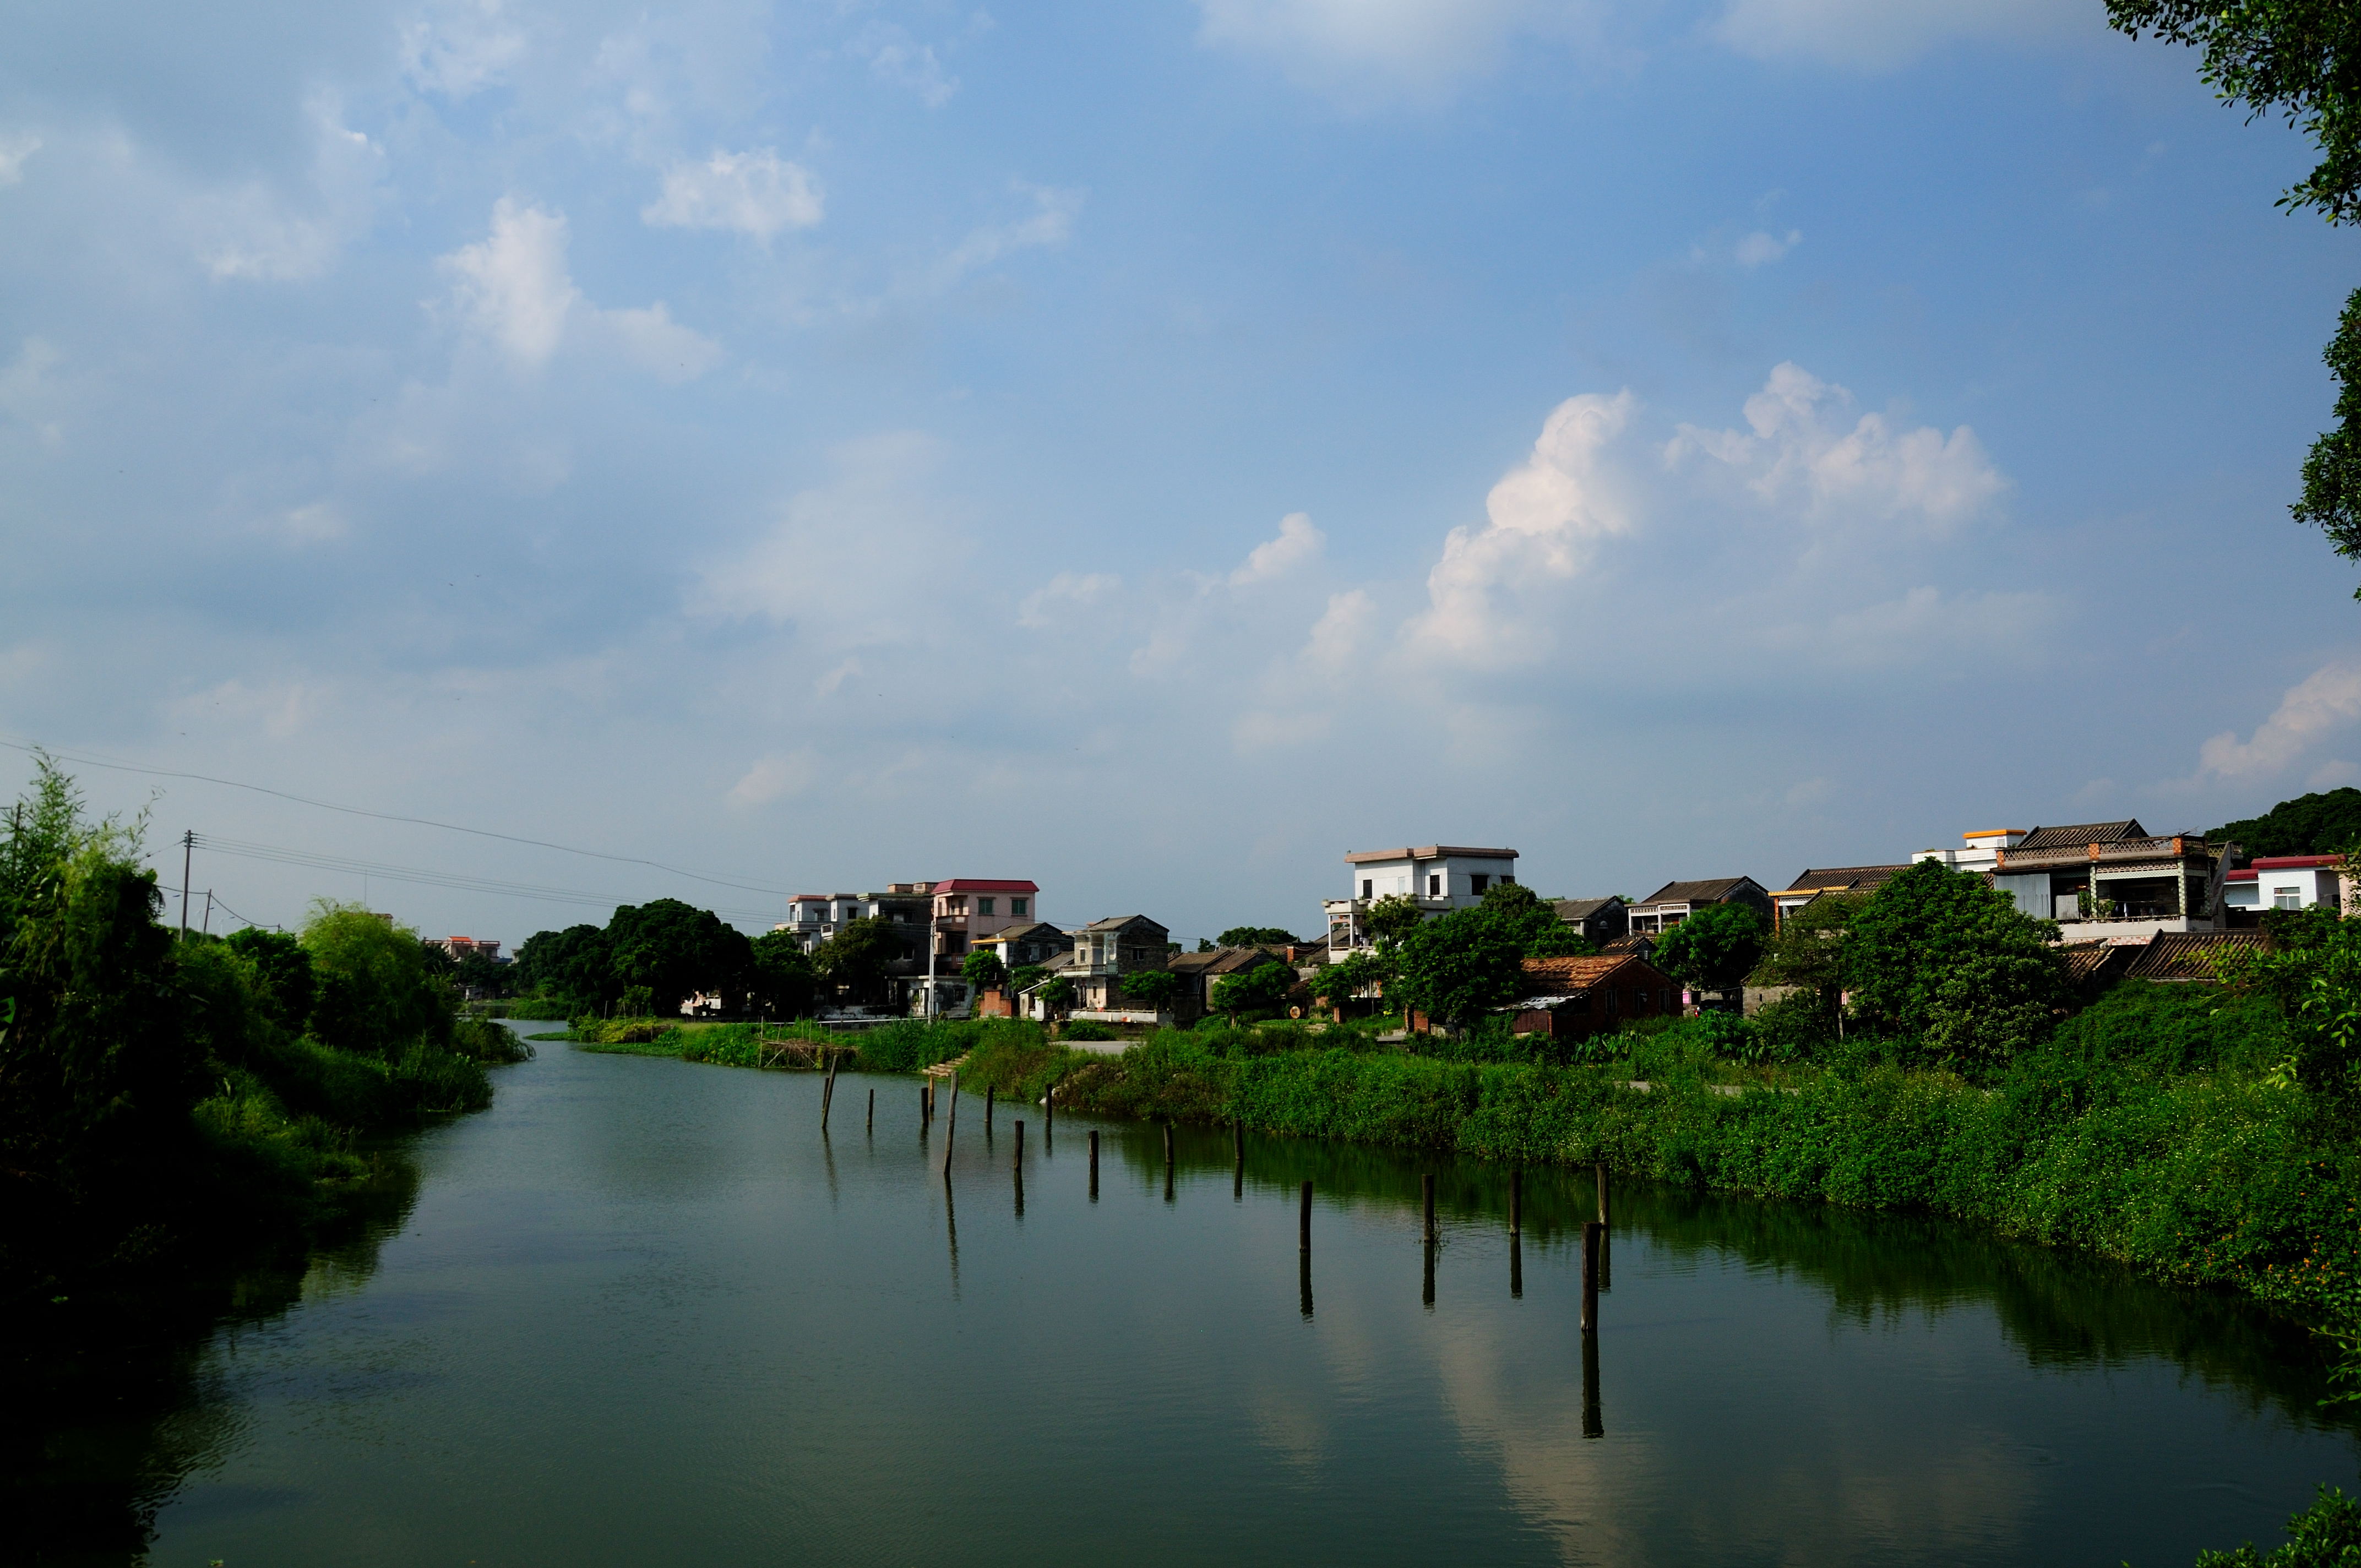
[1067,915,1171,1015]
[926,879,1041,963]
[1324,843,1519,953]
[1625,878,1773,935]
[1989,820,2230,941]
[1552,897,1628,945]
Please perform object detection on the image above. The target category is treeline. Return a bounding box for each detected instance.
[504,903,907,1019]
[0,761,525,1307]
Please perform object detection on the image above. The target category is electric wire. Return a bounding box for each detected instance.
[0,734,795,900]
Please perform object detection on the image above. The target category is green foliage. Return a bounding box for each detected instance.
[224,927,314,1033]
[1309,949,1393,1006]
[1751,989,1835,1063]
[1120,968,1180,1010]
[2190,1485,2361,1566]
[1061,1020,1120,1041]
[1210,960,1296,1017]
[961,949,1009,995]
[2212,907,2361,1090]
[1478,881,1595,957]
[1653,901,1767,988]
[606,898,752,1013]
[2211,787,2361,857]
[1391,909,1526,1027]
[1362,894,1426,950]
[1755,893,1862,1024]
[1845,860,2066,1070]
[748,929,818,1017]
[2052,978,2290,1076]
[1035,974,1075,1011]
[1010,963,1048,993]
[1217,926,1299,948]
[2297,289,2361,572]
[511,923,613,1005]
[302,902,459,1057]
[814,916,907,1004]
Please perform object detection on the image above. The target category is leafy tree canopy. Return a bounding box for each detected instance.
[1653,902,1767,989]
[1362,894,1427,951]
[225,926,315,1035]
[748,929,818,1017]
[607,899,753,1013]
[1843,861,2065,1068]
[1210,960,1295,1017]
[961,949,1008,993]
[2209,787,2361,856]
[1754,892,1864,1023]
[512,924,613,1005]
[1120,968,1180,1009]
[302,901,460,1057]
[1217,926,1299,948]
[1308,949,1392,1004]
[1478,881,1594,959]
[1391,908,1528,1028]
[1009,963,1049,994]
[816,916,908,1004]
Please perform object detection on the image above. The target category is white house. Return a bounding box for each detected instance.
[2223,854,2348,914]
[1913,829,2026,875]
[1324,843,1518,954]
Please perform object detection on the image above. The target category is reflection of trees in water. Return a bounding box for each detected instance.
[1126,1118,2357,1439]
[6,1157,420,1567]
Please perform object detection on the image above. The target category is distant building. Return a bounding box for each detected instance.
[975,921,1069,970]
[2223,854,2347,917]
[927,879,1041,962]
[1066,915,1172,1015]
[1552,896,1628,946]
[1771,865,1909,928]
[1495,955,1677,1041]
[1625,878,1772,935]
[432,936,506,963]
[1913,829,2026,876]
[1325,843,1519,954]
[775,888,930,954]
[1989,820,2229,940]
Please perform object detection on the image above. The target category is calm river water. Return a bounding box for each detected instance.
[48,1030,2361,1566]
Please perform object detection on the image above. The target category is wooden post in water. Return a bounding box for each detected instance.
[1013,1119,1024,1169]
[822,1049,840,1130]
[1163,1121,1174,1167]
[1581,1330,1603,1439]
[986,1085,995,1130]
[1299,1180,1313,1252]
[1596,1162,1611,1226]
[1233,1119,1244,1166]
[1422,1173,1437,1243]
[940,1072,959,1176]
[1088,1129,1100,1199]
[867,1087,874,1134]
[1581,1221,1602,1335]
[1509,1169,1522,1236]
[1422,1237,1436,1308]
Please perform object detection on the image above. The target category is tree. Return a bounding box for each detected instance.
[1210,960,1295,1019]
[1120,969,1180,1011]
[1308,949,1393,1014]
[2108,2,2361,581]
[225,927,315,1035]
[961,949,1008,996]
[302,901,459,1056]
[1843,861,2066,1068]
[1009,963,1048,995]
[1035,975,1075,1015]
[1390,908,1527,1030]
[1653,902,1767,992]
[2210,787,2361,856]
[748,929,818,1017]
[454,950,512,997]
[1218,925,1298,948]
[815,916,907,1005]
[606,899,753,1014]
[511,923,613,1008]
[1755,893,1865,1030]
[1195,938,1215,952]
[1362,894,1427,951]
[1478,882,1593,958]
[2213,903,2361,1090]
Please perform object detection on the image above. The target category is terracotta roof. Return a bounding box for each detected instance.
[2015,820,2145,851]
[1521,955,1658,990]
[2251,855,2346,869]
[2125,929,2270,982]
[931,878,1040,894]
[1635,877,1762,907]
[1780,865,1908,894]
[1599,935,1656,956]
[1343,845,1518,864]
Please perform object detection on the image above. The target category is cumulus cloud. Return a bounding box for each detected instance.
[728,751,817,807]
[932,183,1083,291]
[1404,390,1636,666]
[1232,513,1325,585]
[1734,228,1800,266]
[642,149,824,240]
[847,23,960,107]
[2194,660,2361,781]
[437,197,720,377]
[1668,362,2005,532]
[0,337,66,448]
[1019,571,1120,629]
[1711,0,2069,70]
[0,132,41,186]
[402,0,526,98]
[1194,0,1596,101]
[189,94,384,281]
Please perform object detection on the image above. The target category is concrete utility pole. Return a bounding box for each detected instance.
[179,830,194,940]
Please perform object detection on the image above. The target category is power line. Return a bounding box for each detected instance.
[0,734,795,900]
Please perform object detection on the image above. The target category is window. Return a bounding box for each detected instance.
[1636,990,1650,1009]
[1427,873,1441,896]
[1013,899,1027,916]
[979,897,995,916]
[1471,874,1490,894]
[1569,994,1590,1014]
[1361,879,1373,900]
[1500,874,1515,886]
[2274,888,2303,910]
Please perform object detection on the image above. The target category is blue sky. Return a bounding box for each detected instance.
[1,0,2355,946]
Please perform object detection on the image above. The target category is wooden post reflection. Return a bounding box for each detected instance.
[1422,1238,1436,1309]
[1509,1232,1522,1298]
[1581,1221,1601,1335]
[1088,1129,1100,1201]
[1298,1249,1313,1319]
[1600,1227,1612,1292]
[1581,1327,1603,1439]
[1508,1168,1521,1235]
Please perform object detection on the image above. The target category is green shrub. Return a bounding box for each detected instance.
[1752,990,1833,1063]
[1061,1020,1119,1041]
[2193,1485,2361,1566]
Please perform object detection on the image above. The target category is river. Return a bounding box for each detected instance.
[35,1029,2361,1565]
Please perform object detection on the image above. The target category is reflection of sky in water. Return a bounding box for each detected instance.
[124,1042,2358,1568]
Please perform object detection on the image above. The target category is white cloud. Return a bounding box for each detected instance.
[1711,0,2068,70]
[1232,512,1325,585]
[847,23,960,107]
[1765,585,2061,669]
[1019,571,1120,629]
[641,149,824,240]
[1669,362,2005,532]
[1734,228,1800,267]
[402,0,525,98]
[2194,660,2361,781]
[1302,589,1374,676]
[273,502,349,546]
[0,337,66,448]
[933,184,1083,291]
[1194,0,1596,101]
[171,678,328,740]
[0,132,41,186]
[190,94,384,281]
[436,198,720,378]
[1405,390,1636,666]
[813,657,862,696]
[728,751,816,807]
